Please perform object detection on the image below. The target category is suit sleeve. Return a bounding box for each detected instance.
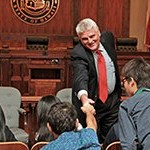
[71,52,89,94]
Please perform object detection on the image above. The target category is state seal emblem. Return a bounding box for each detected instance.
[10,0,60,25]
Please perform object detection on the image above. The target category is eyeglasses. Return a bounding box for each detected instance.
[121,77,129,88]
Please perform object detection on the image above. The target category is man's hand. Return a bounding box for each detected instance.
[80,94,95,106]
[81,103,97,131]
[81,103,96,115]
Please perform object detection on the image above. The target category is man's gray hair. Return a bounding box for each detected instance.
[76,18,100,35]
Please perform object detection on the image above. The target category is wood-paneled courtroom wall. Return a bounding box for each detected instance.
[0,0,130,49]
[1,0,150,146]
[1,0,145,97]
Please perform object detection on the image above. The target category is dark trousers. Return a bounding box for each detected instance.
[95,91,120,143]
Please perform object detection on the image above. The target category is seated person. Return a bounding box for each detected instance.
[35,95,61,142]
[0,105,17,141]
[118,57,150,149]
[42,102,100,150]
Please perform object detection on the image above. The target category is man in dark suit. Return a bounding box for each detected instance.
[71,18,122,143]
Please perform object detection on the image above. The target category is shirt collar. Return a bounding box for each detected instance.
[94,43,105,54]
[135,87,150,95]
[99,43,105,51]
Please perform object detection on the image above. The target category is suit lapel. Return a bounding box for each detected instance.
[100,33,116,63]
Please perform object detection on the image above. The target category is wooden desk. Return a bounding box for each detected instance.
[22,96,42,104]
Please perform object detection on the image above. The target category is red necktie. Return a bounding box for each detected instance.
[96,50,108,103]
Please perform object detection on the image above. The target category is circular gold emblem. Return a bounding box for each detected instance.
[10,0,60,25]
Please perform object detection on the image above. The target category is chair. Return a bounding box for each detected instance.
[31,142,48,150]
[105,141,122,150]
[0,141,29,150]
[116,37,137,52]
[0,87,29,143]
[56,88,72,103]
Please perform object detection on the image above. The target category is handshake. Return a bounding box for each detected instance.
[81,103,96,115]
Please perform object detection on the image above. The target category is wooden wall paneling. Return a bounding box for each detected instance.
[0,2,29,47]
[33,79,61,96]
[21,63,30,96]
[1,0,10,33]
[79,0,99,22]
[98,0,123,36]
[9,2,22,34]
[122,0,130,37]
[10,61,22,92]
[72,0,130,38]
[1,33,26,49]
[0,1,2,47]
[46,0,73,35]
[24,0,73,36]
[1,0,130,49]
[0,58,10,86]
[72,0,102,38]
[47,36,73,49]
[72,0,81,35]
[1,0,27,48]
[98,0,130,37]
[10,59,29,95]
[97,0,104,31]
[1,0,73,49]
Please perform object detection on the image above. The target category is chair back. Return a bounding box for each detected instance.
[106,141,122,150]
[31,142,48,150]
[0,87,29,143]
[56,88,72,103]
[0,87,21,128]
[0,141,29,150]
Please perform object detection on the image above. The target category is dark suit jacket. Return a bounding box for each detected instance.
[71,31,122,127]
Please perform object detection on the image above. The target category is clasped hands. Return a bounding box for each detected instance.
[81,102,96,115]
[80,94,95,114]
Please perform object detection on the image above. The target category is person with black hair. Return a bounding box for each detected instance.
[0,105,17,142]
[35,95,61,142]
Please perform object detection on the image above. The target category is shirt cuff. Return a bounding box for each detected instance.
[77,90,88,100]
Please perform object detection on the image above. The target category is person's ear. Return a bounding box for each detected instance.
[130,77,136,87]
[98,30,101,36]
[75,118,79,128]
[76,118,83,130]
[47,122,52,132]
[47,122,59,139]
